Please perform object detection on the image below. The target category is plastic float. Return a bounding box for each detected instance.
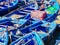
[31,10,46,20]
[0,0,18,16]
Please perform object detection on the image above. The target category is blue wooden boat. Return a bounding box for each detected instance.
[0,17,12,25]
[22,19,56,41]
[5,2,38,17]
[36,20,57,40]
[0,0,18,16]
[0,25,8,45]
[9,18,57,42]
[0,0,58,45]
[0,17,15,25]
[3,4,57,42]
[0,13,30,26]
[44,0,59,22]
[17,0,59,22]
[10,32,44,45]
[4,0,59,22]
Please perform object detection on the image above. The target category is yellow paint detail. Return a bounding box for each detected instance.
[10,14,23,18]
